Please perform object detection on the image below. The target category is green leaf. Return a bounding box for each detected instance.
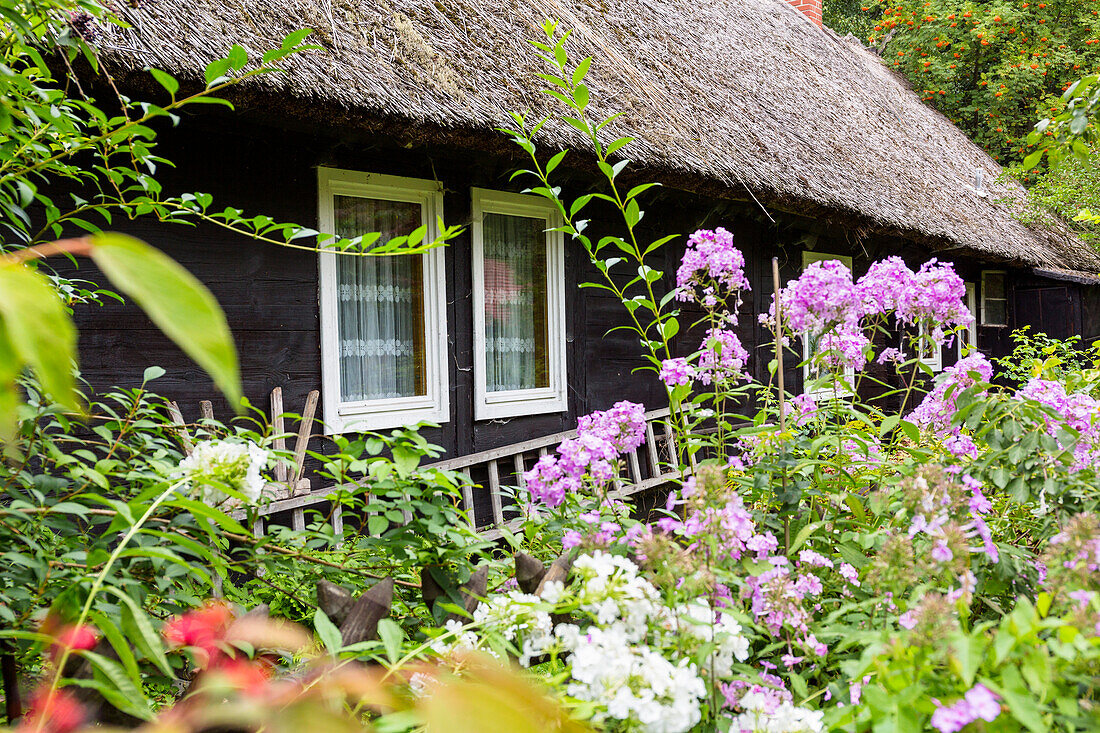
[80,649,154,720]
[110,589,174,678]
[789,521,823,552]
[367,515,389,535]
[204,58,231,87]
[1021,148,1045,171]
[227,44,248,71]
[377,618,404,665]
[0,264,78,410]
[147,68,179,97]
[899,419,920,444]
[994,667,1047,733]
[314,609,342,654]
[89,233,241,407]
[89,609,140,683]
[282,28,313,49]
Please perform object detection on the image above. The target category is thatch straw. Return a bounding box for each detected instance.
[98,0,1100,272]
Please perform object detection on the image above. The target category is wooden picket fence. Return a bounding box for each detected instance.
[166,388,684,540]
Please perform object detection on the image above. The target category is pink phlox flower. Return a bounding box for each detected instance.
[909,353,993,434]
[856,256,914,315]
[876,346,906,365]
[896,259,972,338]
[781,652,804,667]
[943,433,979,459]
[675,228,751,306]
[562,530,583,549]
[794,573,824,596]
[839,563,860,586]
[898,610,918,629]
[659,357,695,387]
[818,324,871,372]
[697,328,750,385]
[577,400,647,453]
[931,685,1001,732]
[747,532,779,559]
[770,259,861,334]
[798,549,834,568]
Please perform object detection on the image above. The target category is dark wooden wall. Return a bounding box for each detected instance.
[53,113,1090,461]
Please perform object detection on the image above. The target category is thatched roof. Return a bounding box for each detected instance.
[99,0,1100,272]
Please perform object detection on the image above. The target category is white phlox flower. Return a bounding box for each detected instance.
[174,440,270,507]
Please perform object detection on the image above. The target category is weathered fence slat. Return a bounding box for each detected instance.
[292,390,319,489]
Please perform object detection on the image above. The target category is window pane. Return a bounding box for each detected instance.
[333,195,425,402]
[483,212,549,392]
[984,273,1005,299]
[985,299,1007,326]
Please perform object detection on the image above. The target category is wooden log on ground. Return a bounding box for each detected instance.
[514,552,547,595]
[339,578,394,646]
[420,567,445,608]
[535,552,574,598]
[317,580,355,627]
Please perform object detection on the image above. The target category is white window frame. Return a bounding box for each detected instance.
[800,251,854,397]
[471,188,567,420]
[917,323,942,372]
[317,167,449,434]
[980,270,1008,327]
[958,281,977,360]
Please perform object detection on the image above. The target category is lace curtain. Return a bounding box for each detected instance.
[483,213,549,392]
[334,195,425,402]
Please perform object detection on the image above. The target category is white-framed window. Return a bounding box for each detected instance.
[317,168,449,433]
[917,323,942,372]
[800,251,854,396]
[958,281,977,359]
[471,188,567,420]
[981,270,1008,327]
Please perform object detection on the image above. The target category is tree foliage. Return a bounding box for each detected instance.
[865,0,1100,165]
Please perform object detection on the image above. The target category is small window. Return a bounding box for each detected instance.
[981,271,1007,327]
[958,281,977,359]
[317,168,449,433]
[800,251,854,395]
[917,323,942,371]
[472,189,567,419]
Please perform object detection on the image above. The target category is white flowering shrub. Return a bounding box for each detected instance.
[174,439,270,507]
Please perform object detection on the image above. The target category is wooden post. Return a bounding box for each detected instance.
[772,256,790,551]
[291,390,319,491]
[772,257,787,435]
[270,387,289,485]
[166,401,194,455]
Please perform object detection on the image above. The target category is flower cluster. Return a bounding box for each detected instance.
[1040,513,1100,635]
[1016,378,1100,471]
[696,328,751,385]
[728,685,826,733]
[908,353,993,434]
[761,256,972,380]
[524,401,645,508]
[895,260,972,342]
[742,554,833,663]
[456,552,754,733]
[817,325,870,371]
[930,684,1001,733]
[659,357,695,387]
[767,259,860,335]
[174,440,270,507]
[675,228,751,308]
[868,467,998,604]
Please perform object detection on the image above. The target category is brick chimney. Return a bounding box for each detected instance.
[785,0,822,26]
